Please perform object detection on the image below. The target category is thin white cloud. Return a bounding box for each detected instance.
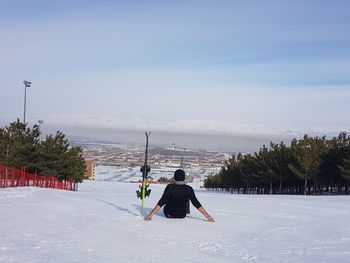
[39,113,349,138]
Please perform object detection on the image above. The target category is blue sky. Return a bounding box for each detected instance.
[1,0,350,135]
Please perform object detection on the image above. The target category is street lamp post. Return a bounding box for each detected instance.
[38,120,44,141]
[23,80,32,124]
[5,144,9,187]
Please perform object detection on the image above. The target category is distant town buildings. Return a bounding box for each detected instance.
[77,142,233,185]
[85,161,96,180]
[80,142,230,176]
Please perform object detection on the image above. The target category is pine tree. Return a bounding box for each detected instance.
[338,158,350,182]
[288,135,326,195]
[0,119,40,172]
[65,146,86,183]
[38,131,69,179]
[320,132,350,193]
[39,131,85,182]
[254,145,279,194]
[239,154,260,194]
[0,120,85,184]
[268,142,292,194]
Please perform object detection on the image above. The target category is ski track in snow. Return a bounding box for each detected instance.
[1,181,350,263]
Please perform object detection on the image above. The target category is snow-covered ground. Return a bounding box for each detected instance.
[95,166,176,182]
[95,166,214,185]
[1,181,350,263]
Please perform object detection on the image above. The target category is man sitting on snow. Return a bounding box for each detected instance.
[145,169,215,222]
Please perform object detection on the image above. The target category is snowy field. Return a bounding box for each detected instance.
[94,166,215,185]
[95,166,177,182]
[1,181,350,263]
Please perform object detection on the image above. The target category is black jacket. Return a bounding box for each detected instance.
[157,184,202,218]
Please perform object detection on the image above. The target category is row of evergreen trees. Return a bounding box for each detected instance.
[0,120,86,183]
[204,133,350,195]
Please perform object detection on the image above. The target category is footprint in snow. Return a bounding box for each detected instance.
[190,240,220,253]
[241,254,257,261]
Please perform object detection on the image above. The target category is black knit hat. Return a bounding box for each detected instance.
[174,169,185,182]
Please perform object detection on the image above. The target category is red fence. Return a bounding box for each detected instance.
[0,164,73,191]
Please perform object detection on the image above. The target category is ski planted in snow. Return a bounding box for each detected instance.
[136,132,151,217]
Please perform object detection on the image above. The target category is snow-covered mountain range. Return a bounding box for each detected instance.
[40,114,347,138]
